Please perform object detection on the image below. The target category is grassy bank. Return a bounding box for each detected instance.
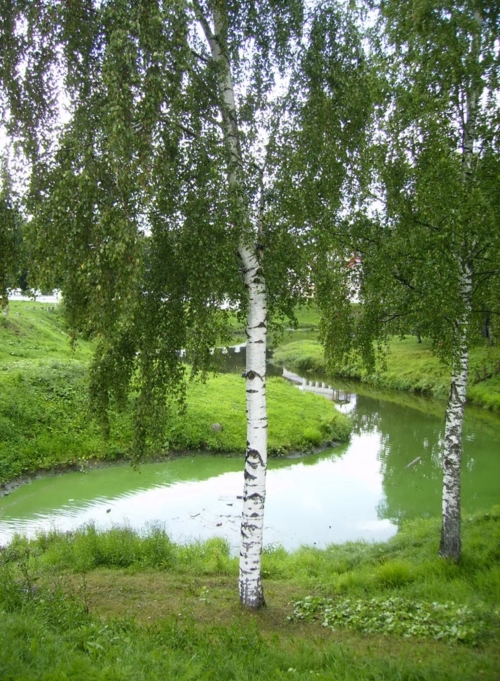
[0,302,350,486]
[273,337,500,411]
[1,509,499,680]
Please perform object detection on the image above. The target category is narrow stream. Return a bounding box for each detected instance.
[0,346,499,551]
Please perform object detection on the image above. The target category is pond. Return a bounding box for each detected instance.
[0,346,499,552]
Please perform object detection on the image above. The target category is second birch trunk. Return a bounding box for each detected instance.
[439,264,472,562]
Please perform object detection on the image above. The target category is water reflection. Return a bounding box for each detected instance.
[0,443,399,551]
[281,368,355,410]
[350,394,500,524]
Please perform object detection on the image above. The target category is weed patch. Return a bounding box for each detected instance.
[290,596,496,645]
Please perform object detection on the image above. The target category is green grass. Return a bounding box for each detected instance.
[272,340,326,374]
[166,373,351,456]
[273,336,500,411]
[0,361,133,483]
[0,302,351,485]
[468,373,500,411]
[0,301,94,365]
[0,509,499,680]
[290,303,321,329]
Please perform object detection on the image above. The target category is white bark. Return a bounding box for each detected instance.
[439,10,481,562]
[238,244,268,608]
[439,264,471,561]
[196,4,268,607]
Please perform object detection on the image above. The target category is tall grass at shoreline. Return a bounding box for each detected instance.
[5,508,497,605]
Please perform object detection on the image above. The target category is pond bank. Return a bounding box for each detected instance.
[0,367,351,487]
[1,302,351,486]
[0,438,343,500]
[272,337,500,412]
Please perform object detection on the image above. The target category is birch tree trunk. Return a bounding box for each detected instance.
[197,4,268,608]
[439,265,472,562]
[439,10,481,562]
[238,244,268,608]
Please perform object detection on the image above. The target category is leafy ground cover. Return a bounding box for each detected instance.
[0,302,350,485]
[0,509,499,680]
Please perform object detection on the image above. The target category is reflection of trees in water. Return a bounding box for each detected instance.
[372,396,445,522]
[363,392,500,524]
[213,346,283,378]
[351,403,382,434]
[326,393,445,522]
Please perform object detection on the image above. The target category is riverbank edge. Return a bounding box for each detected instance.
[272,341,500,413]
[0,439,345,499]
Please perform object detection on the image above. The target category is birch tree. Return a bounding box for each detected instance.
[0,0,308,608]
[378,0,500,562]
[319,0,500,562]
[189,0,305,609]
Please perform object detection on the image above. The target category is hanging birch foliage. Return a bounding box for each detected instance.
[0,159,24,308]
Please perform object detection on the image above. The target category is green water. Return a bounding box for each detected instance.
[1,380,498,551]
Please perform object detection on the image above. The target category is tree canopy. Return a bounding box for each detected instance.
[0,158,24,308]
[1,0,317,608]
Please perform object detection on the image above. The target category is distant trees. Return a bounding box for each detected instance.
[0,160,24,308]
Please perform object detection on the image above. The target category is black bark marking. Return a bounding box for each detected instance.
[245,371,263,382]
[246,448,266,468]
[247,492,264,502]
[244,469,257,481]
